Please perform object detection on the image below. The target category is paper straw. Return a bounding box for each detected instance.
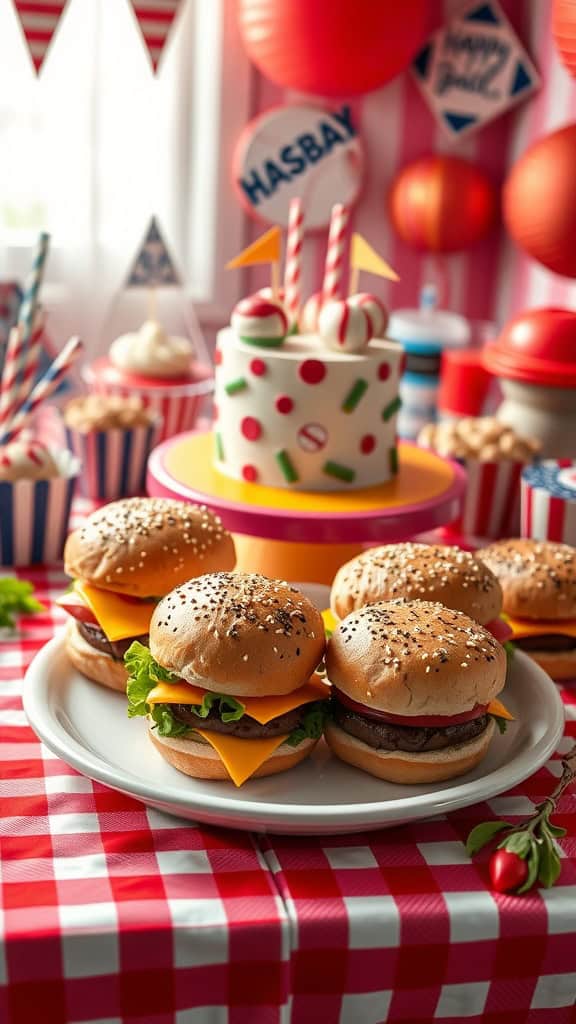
[322,204,349,302]
[18,232,50,343]
[284,197,304,322]
[0,336,83,446]
[14,310,45,412]
[0,326,25,431]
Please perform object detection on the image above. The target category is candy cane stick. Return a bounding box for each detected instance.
[284,197,304,323]
[322,203,349,302]
[0,336,82,446]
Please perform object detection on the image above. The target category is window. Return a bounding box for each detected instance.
[0,0,251,354]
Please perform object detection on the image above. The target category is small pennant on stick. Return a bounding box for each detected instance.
[13,0,69,75]
[125,217,182,288]
[349,233,400,295]
[128,0,183,73]
[227,227,283,298]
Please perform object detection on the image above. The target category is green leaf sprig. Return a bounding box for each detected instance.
[466,741,576,893]
[0,577,44,630]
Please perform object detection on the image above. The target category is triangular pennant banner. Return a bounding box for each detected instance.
[12,0,68,74]
[128,0,182,73]
[125,217,182,288]
[350,234,399,282]
[227,227,282,269]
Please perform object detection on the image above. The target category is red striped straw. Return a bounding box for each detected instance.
[322,203,349,303]
[0,326,26,432]
[284,197,304,323]
[0,336,83,446]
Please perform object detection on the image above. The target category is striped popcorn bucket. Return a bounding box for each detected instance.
[66,420,162,501]
[521,460,576,545]
[0,450,79,566]
[83,359,213,443]
[446,459,524,540]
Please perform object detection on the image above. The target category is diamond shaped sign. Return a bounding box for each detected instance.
[412,0,540,139]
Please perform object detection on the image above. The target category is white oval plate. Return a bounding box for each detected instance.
[24,584,565,835]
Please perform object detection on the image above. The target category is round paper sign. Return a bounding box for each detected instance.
[232,104,364,230]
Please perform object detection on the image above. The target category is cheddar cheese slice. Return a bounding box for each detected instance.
[322,609,337,635]
[486,698,515,721]
[193,729,288,787]
[503,614,576,641]
[147,674,329,723]
[73,581,155,642]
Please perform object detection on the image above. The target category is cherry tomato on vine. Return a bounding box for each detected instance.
[489,850,529,893]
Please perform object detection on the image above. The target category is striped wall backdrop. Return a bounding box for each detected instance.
[244,0,576,332]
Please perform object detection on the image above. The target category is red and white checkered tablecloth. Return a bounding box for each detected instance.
[1,507,576,1022]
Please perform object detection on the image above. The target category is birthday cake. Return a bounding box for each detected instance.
[214,202,403,491]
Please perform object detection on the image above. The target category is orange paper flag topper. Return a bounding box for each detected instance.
[227,227,282,269]
[350,233,400,282]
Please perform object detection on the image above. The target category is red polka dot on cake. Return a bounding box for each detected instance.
[214,348,223,365]
[400,353,407,375]
[213,403,219,420]
[299,359,326,385]
[250,358,267,377]
[242,464,258,482]
[360,434,376,454]
[275,394,294,415]
[241,416,262,441]
[378,362,390,381]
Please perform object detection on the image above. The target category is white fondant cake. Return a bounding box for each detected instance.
[213,328,403,491]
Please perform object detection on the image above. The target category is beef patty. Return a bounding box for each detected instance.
[78,621,149,661]
[171,703,317,739]
[333,702,489,753]
[514,635,576,653]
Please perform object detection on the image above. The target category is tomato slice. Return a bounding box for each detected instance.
[334,689,487,727]
[56,591,99,626]
[486,617,513,643]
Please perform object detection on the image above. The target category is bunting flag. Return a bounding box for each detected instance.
[351,234,400,281]
[125,217,182,288]
[12,0,69,74]
[128,0,183,73]
[226,227,282,270]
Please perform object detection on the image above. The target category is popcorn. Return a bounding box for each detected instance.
[417,417,540,463]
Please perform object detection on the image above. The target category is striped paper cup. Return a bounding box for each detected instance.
[83,359,213,443]
[66,419,162,501]
[0,449,79,566]
[521,460,576,544]
[445,459,524,540]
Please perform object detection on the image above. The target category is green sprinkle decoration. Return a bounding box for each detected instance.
[389,446,399,475]
[215,432,225,462]
[275,449,299,483]
[240,336,285,349]
[225,377,248,395]
[323,460,356,483]
[342,378,368,414]
[382,396,402,421]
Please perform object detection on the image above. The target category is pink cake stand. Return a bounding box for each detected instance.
[147,430,466,583]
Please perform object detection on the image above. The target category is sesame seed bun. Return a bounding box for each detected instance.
[325,600,506,717]
[324,718,495,784]
[150,573,325,697]
[330,543,502,625]
[65,620,128,692]
[477,539,576,620]
[149,727,317,781]
[64,497,236,598]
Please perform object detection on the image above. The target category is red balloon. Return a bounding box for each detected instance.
[503,125,576,278]
[388,156,497,254]
[236,0,431,97]
[553,0,576,78]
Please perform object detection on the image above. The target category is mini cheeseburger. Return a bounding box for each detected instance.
[59,498,235,691]
[329,543,511,643]
[125,573,328,787]
[478,539,576,680]
[325,599,510,784]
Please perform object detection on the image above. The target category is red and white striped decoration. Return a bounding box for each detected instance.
[12,0,68,74]
[84,371,208,444]
[284,198,304,324]
[128,0,182,73]
[521,460,576,545]
[322,203,349,303]
[448,459,523,540]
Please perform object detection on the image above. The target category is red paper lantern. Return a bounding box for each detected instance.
[388,156,497,254]
[503,124,576,279]
[236,0,431,97]
[553,0,576,78]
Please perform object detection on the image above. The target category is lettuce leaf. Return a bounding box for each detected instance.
[490,714,509,735]
[286,702,330,748]
[0,577,43,629]
[149,704,190,738]
[125,641,178,719]
[504,640,516,663]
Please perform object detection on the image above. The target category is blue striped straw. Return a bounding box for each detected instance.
[18,232,50,345]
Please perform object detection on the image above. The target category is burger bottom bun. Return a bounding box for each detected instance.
[324,719,495,785]
[149,727,318,782]
[65,621,128,693]
[525,648,576,681]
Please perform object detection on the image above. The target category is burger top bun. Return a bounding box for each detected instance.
[478,539,576,621]
[326,599,506,717]
[330,543,502,625]
[150,573,325,697]
[64,497,235,598]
